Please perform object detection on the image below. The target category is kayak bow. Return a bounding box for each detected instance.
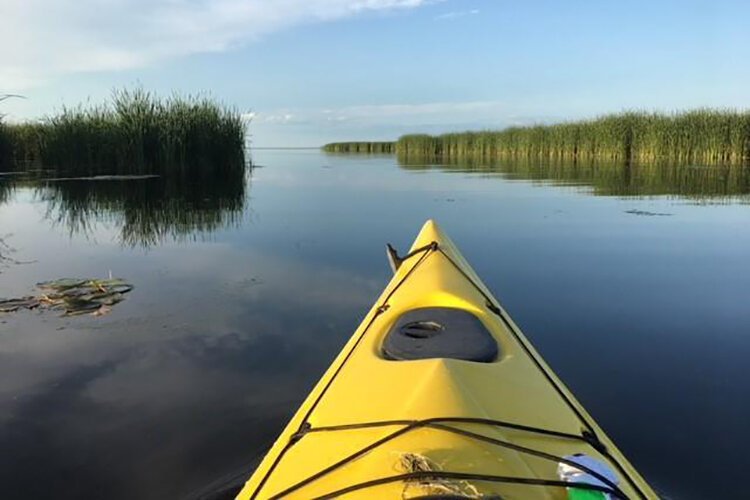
[237,220,656,499]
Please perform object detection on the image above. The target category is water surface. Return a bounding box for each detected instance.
[1,151,749,499]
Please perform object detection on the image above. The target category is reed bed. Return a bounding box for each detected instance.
[0,122,45,169]
[322,141,396,154]
[0,121,16,170]
[0,88,247,175]
[396,110,750,164]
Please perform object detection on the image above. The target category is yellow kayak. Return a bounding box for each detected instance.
[237,220,656,499]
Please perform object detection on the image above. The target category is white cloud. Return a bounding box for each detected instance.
[435,8,479,20]
[0,0,434,91]
[247,100,568,145]
[256,100,511,128]
[253,111,303,124]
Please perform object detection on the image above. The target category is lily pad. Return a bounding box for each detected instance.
[89,278,131,288]
[4,277,134,317]
[0,297,40,313]
[63,300,105,316]
[37,278,87,291]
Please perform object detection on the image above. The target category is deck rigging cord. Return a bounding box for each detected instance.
[313,472,620,500]
[249,242,647,499]
[269,417,627,499]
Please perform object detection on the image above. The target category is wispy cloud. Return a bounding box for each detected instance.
[251,111,303,124]
[435,9,479,20]
[253,100,516,130]
[0,0,434,90]
[248,100,572,145]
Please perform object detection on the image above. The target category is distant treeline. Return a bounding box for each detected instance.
[322,141,396,154]
[0,88,247,174]
[324,110,750,164]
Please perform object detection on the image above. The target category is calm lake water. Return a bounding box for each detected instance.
[1,150,749,499]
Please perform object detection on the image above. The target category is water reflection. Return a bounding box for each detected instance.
[2,149,749,500]
[0,174,18,205]
[11,168,249,247]
[397,155,750,200]
[0,240,378,500]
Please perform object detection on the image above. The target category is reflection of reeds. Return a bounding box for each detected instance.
[0,88,246,175]
[37,170,247,248]
[397,155,750,200]
[0,178,13,205]
[322,141,395,154]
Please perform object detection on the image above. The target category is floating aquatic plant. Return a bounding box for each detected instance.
[0,277,133,317]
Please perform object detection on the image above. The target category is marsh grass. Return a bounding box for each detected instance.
[0,122,45,170]
[397,110,750,164]
[322,141,395,154]
[0,88,247,175]
[323,110,750,165]
[0,121,18,171]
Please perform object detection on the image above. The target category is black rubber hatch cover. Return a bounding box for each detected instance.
[382,307,499,362]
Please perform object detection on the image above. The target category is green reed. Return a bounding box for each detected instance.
[0,88,247,175]
[396,110,750,164]
[322,141,396,154]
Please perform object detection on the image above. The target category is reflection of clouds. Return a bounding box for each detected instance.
[0,359,126,498]
[256,100,512,130]
[84,331,310,422]
[0,332,301,498]
[0,240,382,498]
[160,243,382,316]
[0,242,380,402]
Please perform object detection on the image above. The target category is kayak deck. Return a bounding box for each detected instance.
[237,220,655,499]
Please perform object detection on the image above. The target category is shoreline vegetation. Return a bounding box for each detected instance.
[322,141,395,154]
[323,110,750,164]
[0,89,249,247]
[0,88,247,175]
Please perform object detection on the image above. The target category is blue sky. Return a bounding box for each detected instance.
[1,0,749,146]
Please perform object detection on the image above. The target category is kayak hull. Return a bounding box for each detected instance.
[237,220,656,499]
